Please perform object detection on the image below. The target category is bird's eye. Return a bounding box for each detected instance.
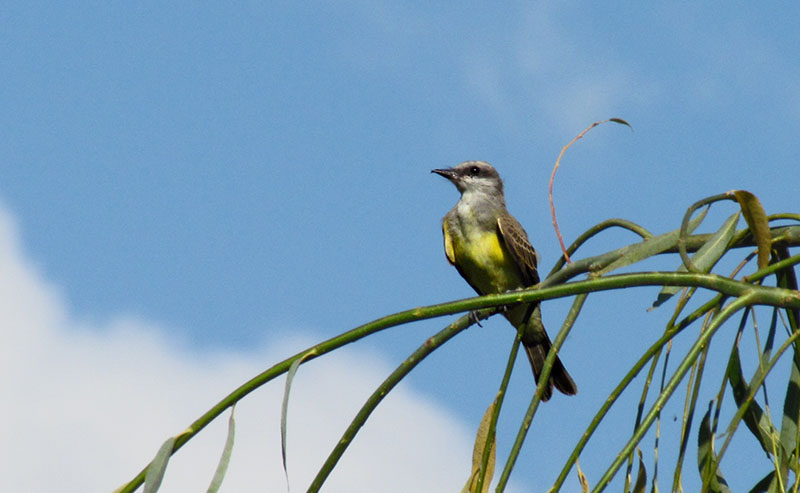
[469,166,480,176]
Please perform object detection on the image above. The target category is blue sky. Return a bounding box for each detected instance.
[1,2,798,491]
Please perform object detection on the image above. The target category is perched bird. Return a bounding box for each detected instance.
[432,161,577,400]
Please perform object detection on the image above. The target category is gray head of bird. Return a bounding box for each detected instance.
[431,161,505,196]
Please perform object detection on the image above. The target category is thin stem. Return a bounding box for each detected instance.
[744,253,800,283]
[678,195,729,272]
[548,118,631,263]
[551,294,724,491]
[769,213,800,222]
[544,226,800,288]
[308,308,497,492]
[591,294,756,492]
[716,321,800,464]
[118,270,800,492]
[497,294,588,491]
[548,218,654,276]
[475,331,523,492]
[631,286,696,488]
[117,301,499,493]
[672,306,724,492]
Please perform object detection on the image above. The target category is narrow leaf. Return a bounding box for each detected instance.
[732,190,771,269]
[144,436,176,493]
[773,245,800,330]
[281,350,316,487]
[207,407,236,493]
[609,117,632,128]
[632,448,647,493]
[727,344,780,455]
[464,400,497,493]
[576,459,590,493]
[652,212,739,308]
[776,246,800,469]
[748,470,776,493]
[600,206,709,275]
[780,340,800,475]
[697,402,731,493]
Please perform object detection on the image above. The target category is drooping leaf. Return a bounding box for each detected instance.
[576,459,590,493]
[600,206,709,275]
[144,436,176,493]
[698,402,731,493]
[727,343,781,455]
[609,117,632,129]
[463,399,497,493]
[652,212,739,308]
[732,190,771,269]
[632,448,647,493]
[762,309,779,369]
[776,246,800,471]
[780,336,800,476]
[748,470,776,493]
[774,245,800,348]
[281,350,316,488]
[207,407,236,493]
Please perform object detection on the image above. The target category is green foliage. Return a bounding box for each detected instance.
[206,407,235,493]
[115,193,800,493]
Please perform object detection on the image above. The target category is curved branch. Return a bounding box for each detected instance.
[117,270,800,492]
[591,294,756,492]
[307,308,495,491]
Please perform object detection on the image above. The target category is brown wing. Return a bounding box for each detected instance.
[498,215,578,398]
[497,214,540,287]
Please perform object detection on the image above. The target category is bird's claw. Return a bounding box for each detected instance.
[469,310,483,327]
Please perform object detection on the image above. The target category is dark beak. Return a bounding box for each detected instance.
[431,168,456,180]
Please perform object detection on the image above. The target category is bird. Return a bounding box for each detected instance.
[432,161,577,401]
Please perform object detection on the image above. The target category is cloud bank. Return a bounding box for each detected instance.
[0,204,477,492]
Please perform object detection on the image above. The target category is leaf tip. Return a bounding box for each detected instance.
[609,117,633,130]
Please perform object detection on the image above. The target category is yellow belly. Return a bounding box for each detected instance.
[448,228,524,295]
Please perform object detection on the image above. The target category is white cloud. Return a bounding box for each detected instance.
[0,205,478,492]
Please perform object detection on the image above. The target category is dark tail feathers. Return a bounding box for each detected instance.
[523,338,577,401]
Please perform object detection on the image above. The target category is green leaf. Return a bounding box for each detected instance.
[144,436,176,493]
[652,212,739,308]
[600,206,709,275]
[206,407,236,493]
[776,246,800,473]
[727,343,781,455]
[780,337,800,475]
[748,470,776,493]
[774,245,800,341]
[732,190,771,269]
[281,350,316,488]
[463,400,497,493]
[698,402,731,493]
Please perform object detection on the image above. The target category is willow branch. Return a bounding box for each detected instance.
[591,294,756,492]
[308,308,495,491]
[117,270,799,492]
